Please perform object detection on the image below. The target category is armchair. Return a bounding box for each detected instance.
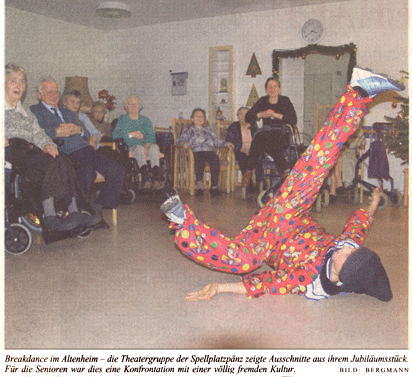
[171,118,233,195]
[216,120,240,191]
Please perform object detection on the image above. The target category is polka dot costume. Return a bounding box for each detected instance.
[172,87,374,298]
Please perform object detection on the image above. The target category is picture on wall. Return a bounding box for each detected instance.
[171,72,188,95]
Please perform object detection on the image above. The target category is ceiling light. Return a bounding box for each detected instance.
[96,2,132,18]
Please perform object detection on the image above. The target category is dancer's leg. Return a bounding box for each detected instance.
[269,86,371,214]
[234,87,370,240]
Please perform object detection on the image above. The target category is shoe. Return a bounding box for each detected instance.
[140,165,151,186]
[210,188,221,197]
[281,168,291,179]
[152,165,162,181]
[350,66,405,97]
[67,212,102,227]
[241,171,253,187]
[144,180,153,189]
[336,186,345,195]
[152,180,164,190]
[43,215,79,232]
[160,194,186,224]
[247,182,257,194]
[195,189,204,197]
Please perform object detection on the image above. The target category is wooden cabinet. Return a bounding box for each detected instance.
[208,45,234,130]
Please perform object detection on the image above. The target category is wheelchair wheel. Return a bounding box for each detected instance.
[377,192,389,209]
[315,189,330,213]
[350,186,360,204]
[119,188,136,205]
[5,223,32,255]
[21,212,42,232]
[390,189,403,208]
[257,189,274,208]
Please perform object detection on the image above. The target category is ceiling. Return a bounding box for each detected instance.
[5,0,347,31]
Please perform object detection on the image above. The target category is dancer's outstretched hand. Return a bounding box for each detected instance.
[185,281,247,301]
[185,283,219,301]
[367,187,382,215]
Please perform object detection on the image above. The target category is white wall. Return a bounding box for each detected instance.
[5,7,108,106]
[5,0,409,191]
[104,0,408,123]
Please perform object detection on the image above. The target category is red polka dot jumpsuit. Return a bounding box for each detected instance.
[171,87,375,298]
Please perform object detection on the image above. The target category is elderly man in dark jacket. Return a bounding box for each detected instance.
[30,78,125,212]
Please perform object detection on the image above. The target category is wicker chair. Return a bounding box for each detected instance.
[171,118,233,195]
[216,119,241,191]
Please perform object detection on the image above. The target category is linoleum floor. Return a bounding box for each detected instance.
[4,190,409,349]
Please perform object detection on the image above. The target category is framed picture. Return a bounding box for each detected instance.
[171,72,188,96]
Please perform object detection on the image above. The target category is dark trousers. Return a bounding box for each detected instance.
[6,144,77,207]
[69,146,126,209]
[235,150,248,174]
[193,151,220,187]
[246,130,289,174]
[235,150,263,182]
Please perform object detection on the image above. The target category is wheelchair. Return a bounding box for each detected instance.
[4,139,108,255]
[4,161,33,255]
[95,138,138,205]
[242,124,308,207]
[96,137,173,203]
[313,122,403,212]
[348,122,403,209]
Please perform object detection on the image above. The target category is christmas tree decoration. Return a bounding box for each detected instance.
[383,94,409,164]
[246,53,262,78]
[246,84,259,107]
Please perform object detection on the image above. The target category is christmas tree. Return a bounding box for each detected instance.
[383,95,409,165]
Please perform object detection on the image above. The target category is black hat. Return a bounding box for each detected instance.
[320,247,392,302]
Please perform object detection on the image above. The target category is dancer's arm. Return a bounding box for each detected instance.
[366,187,382,216]
[339,187,382,245]
[185,281,247,301]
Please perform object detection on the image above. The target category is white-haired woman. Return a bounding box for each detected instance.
[4,63,99,231]
[112,94,161,186]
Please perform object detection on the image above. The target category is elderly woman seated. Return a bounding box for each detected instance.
[112,94,161,187]
[61,88,102,149]
[88,100,113,141]
[4,63,100,231]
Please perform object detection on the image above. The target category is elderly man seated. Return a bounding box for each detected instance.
[30,77,125,214]
[112,94,161,187]
[4,63,100,231]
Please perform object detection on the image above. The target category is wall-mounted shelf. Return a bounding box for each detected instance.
[208,45,233,129]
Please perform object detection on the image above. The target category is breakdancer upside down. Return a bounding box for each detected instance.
[161,67,404,302]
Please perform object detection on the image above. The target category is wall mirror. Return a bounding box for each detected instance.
[272,43,357,140]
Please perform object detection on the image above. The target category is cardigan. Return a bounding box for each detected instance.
[5,101,56,150]
[176,124,226,153]
[225,121,257,153]
[245,95,297,128]
[112,114,156,147]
